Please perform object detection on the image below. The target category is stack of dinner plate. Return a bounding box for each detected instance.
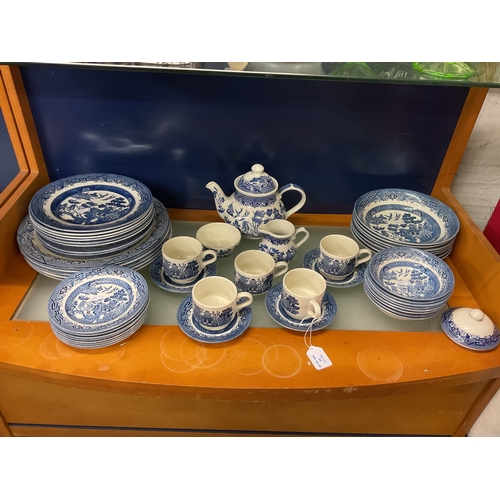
[17,173,171,279]
[363,247,455,320]
[48,266,149,349]
[351,188,460,259]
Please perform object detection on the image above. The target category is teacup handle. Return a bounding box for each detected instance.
[307,300,322,319]
[293,227,309,249]
[273,261,288,278]
[355,248,372,267]
[200,250,217,268]
[235,292,253,312]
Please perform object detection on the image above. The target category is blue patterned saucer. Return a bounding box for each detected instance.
[303,248,366,288]
[265,283,337,332]
[177,294,252,343]
[149,255,216,293]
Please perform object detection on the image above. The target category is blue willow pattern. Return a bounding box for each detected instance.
[193,305,234,329]
[281,290,300,316]
[235,272,274,295]
[164,260,200,281]
[442,309,500,350]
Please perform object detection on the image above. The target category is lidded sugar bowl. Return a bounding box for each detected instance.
[206,163,306,238]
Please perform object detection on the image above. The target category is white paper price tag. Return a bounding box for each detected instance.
[307,346,332,370]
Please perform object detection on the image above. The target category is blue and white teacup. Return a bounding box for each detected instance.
[234,250,288,295]
[162,236,217,285]
[317,234,372,281]
[281,268,326,320]
[192,276,253,331]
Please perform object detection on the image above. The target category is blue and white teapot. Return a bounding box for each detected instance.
[206,164,306,238]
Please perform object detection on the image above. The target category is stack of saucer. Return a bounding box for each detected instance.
[351,188,460,259]
[17,173,171,279]
[363,247,455,320]
[48,266,149,348]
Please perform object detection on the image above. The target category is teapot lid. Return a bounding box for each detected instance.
[235,164,278,195]
[441,307,500,351]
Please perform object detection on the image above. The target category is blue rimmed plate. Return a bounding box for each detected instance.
[303,248,366,288]
[17,199,171,279]
[265,283,337,332]
[353,188,459,246]
[177,294,252,343]
[48,265,149,335]
[150,255,216,293]
[367,247,454,302]
[29,173,153,232]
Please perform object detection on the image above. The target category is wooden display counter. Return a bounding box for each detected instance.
[1,65,499,437]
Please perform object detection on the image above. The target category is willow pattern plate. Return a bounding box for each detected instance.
[367,247,454,302]
[48,266,149,335]
[353,188,459,245]
[29,173,153,232]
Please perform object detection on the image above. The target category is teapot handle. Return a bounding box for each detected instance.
[278,183,307,219]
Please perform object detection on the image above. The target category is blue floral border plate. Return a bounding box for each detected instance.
[265,283,337,332]
[367,246,454,302]
[17,199,171,279]
[48,265,149,335]
[177,295,252,343]
[303,248,366,288]
[353,188,460,245]
[150,255,216,293]
[29,173,153,232]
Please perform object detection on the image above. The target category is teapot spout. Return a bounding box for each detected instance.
[206,181,229,215]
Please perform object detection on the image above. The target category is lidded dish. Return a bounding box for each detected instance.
[441,307,500,351]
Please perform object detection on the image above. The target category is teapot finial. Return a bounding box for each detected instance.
[252,164,264,174]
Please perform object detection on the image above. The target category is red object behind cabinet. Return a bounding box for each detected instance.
[484,200,500,254]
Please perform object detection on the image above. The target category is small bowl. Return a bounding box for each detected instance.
[196,223,241,258]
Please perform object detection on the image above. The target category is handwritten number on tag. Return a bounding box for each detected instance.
[307,346,332,370]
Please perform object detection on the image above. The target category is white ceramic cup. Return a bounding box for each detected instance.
[317,234,372,280]
[234,249,288,295]
[281,268,326,320]
[196,222,241,258]
[162,236,217,284]
[191,276,253,331]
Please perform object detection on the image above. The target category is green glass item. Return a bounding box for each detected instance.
[412,62,475,79]
[329,62,375,78]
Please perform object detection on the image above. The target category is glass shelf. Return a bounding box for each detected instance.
[23,62,500,88]
[14,221,445,332]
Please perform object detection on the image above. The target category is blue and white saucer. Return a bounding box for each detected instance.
[265,283,337,332]
[149,255,216,293]
[177,294,252,343]
[303,248,366,288]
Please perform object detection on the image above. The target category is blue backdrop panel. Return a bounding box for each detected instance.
[19,65,469,214]
[0,108,20,192]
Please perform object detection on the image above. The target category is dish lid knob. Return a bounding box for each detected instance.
[470,309,484,321]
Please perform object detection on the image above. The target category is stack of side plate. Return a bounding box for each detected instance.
[351,188,460,259]
[29,173,155,255]
[17,173,172,280]
[363,247,455,320]
[48,266,149,349]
